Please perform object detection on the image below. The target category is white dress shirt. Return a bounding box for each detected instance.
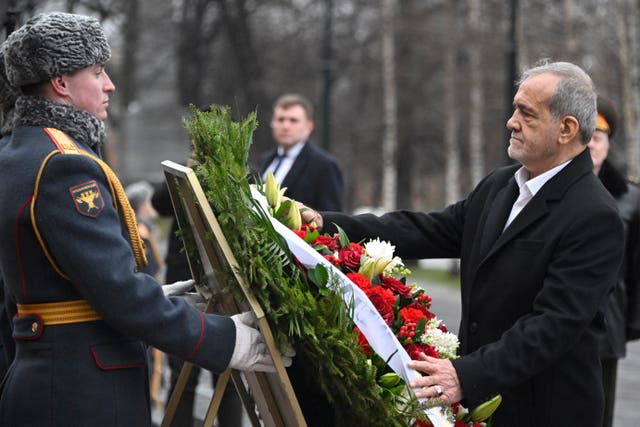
[262,141,306,185]
[503,159,571,230]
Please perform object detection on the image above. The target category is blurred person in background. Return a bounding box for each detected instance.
[258,93,344,212]
[587,94,640,427]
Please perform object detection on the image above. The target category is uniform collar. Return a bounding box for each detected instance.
[13,95,106,152]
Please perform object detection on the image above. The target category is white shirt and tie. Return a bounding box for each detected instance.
[503,160,571,231]
[262,141,306,185]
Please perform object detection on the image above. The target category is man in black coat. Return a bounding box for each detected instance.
[258,93,343,212]
[587,94,640,427]
[301,61,624,426]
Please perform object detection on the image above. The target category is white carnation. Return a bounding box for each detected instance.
[421,319,460,359]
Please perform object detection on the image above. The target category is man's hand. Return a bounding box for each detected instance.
[162,279,195,297]
[228,311,293,372]
[408,353,463,405]
[298,203,323,229]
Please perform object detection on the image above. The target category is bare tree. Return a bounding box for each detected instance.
[381,0,397,211]
[616,0,640,179]
[468,0,485,186]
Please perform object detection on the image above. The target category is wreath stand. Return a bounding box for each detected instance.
[159,160,307,427]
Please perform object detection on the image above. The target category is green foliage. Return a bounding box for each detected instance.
[184,105,411,426]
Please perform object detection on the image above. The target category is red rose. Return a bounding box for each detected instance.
[380,275,413,298]
[368,292,395,326]
[312,234,339,252]
[347,272,372,292]
[338,242,364,270]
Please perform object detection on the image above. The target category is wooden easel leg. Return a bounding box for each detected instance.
[230,370,262,427]
[202,368,231,427]
[161,361,194,427]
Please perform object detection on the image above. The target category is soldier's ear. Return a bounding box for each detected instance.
[49,75,70,96]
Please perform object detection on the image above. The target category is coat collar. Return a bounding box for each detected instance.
[481,148,593,262]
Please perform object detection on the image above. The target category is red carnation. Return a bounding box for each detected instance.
[312,234,339,252]
[405,301,436,322]
[380,275,413,298]
[367,285,396,306]
[347,272,372,292]
[293,229,307,240]
[406,343,439,360]
[338,242,364,270]
[355,327,371,355]
[324,255,342,268]
[399,307,427,324]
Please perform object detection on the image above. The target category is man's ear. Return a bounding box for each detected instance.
[558,115,579,145]
[49,75,69,96]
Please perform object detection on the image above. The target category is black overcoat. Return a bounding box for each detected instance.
[324,148,624,427]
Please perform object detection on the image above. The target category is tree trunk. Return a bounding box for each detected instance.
[617,0,640,179]
[468,0,484,187]
[444,6,460,207]
[381,0,397,211]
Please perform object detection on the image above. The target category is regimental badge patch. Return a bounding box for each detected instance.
[69,180,104,217]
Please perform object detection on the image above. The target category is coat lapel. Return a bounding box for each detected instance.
[478,177,518,259]
[480,148,593,264]
[281,143,311,189]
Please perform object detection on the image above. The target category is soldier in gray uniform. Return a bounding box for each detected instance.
[0,12,284,426]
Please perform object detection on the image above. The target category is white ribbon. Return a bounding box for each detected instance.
[251,188,451,427]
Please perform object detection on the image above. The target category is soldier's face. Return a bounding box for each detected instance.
[63,64,115,121]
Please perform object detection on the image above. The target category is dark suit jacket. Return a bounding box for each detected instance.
[258,141,343,211]
[323,148,624,427]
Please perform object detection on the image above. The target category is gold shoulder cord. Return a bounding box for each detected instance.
[30,128,148,280]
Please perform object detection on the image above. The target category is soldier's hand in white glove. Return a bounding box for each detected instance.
[228,311,293,372]
[162,279,195,297]
[182,292,207,311]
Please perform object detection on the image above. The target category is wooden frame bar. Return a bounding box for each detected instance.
[160,160,307,427]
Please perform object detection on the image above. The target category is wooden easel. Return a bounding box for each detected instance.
[160,160,307,427]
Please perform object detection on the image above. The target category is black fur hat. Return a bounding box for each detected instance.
[2,12,111,88]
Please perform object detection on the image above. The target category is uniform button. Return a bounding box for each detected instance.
[31,322,39,333]
[469,321,478,334]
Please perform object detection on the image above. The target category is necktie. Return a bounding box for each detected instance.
[271,154,285,175]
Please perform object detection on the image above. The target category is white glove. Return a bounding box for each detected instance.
[228,311,293,372]
[162,279,195,296]
[182,292,207,311]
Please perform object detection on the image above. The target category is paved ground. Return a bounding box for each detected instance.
[152,275,640,426]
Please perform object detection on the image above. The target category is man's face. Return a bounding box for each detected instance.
[587,129,610,172]
[506,73,562,177]
[271,105,314,149]
[63,64,115,120]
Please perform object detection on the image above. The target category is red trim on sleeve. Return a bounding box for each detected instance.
[15,195,34,298]
[187,311,206,359]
